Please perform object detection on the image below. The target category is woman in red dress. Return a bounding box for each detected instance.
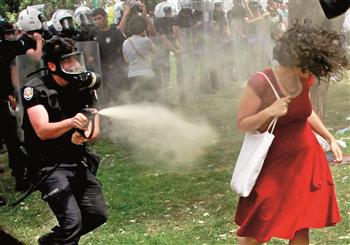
[234,20,348,244]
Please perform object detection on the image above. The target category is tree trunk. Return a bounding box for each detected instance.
[288,0,344,120]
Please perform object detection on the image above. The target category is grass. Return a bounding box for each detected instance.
[0,79,349,245]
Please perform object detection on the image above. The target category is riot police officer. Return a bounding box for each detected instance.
[75,6,95,41]
[21,36,107,245]
[0,21,30,192]
[154,1,180,85]
[50,9,80,39]
[17,6,50,58]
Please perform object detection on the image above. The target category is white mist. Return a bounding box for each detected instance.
[99,103,217,166]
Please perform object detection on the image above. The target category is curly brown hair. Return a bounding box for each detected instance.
[273,19,349,82]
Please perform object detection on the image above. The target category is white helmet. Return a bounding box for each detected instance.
[74,6,93,26]
[178,0,192,11]
[154,2,175,18]
[51,9,75,32]
[114,1,125,25]
[17,7,44,32]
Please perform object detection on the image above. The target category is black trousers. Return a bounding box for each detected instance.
[38,165,108,245]
[0,101,26,180]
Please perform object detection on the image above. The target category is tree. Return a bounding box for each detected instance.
[0,0,20,20]
[288,0,345,120]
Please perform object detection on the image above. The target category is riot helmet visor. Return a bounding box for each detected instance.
[60,52,87,75]
[79,14,93,26]
[60,17,74,30]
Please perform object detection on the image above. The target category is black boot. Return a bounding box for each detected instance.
[38,232,54,245]
[15,177,30,193]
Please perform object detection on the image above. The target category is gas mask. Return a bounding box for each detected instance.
[50,52,101,91]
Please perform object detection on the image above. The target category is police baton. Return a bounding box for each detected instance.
[11,162,61,207]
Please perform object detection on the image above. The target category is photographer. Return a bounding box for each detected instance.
[118,0,157,37]
[21,36,107,245]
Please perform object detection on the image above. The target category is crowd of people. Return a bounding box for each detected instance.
[0,0,290,192]
[0,0,349,244]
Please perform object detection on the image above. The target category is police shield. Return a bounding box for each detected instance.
[76,41,102,75]
[15,54,44,87]
[76,40,103,104]
[14,55,43,140]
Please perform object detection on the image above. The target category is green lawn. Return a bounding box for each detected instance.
[0,79,349,245]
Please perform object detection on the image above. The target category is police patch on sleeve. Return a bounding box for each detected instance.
[23,87,34,101]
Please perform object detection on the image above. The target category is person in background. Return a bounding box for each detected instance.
[227,0,249,82]
[89,8,126,105]
[75,6,95,41]
[118,0,157,37]
[17,7,45,60]
[0,21,31,192]
[154,1,180,88]
[50,9,80,40]
[172,0,195,102]
[234,20,348,245]
[122,15,158,103]
[243,0,271,73]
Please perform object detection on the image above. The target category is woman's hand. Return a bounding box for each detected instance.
[329,140,343,164]
[71,130,87,145]
[265,96,291,118]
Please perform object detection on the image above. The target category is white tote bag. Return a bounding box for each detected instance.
[230,71,280,197]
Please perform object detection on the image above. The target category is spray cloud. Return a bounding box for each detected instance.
[99,103,217,167]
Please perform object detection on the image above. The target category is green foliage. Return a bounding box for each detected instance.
[19,0,76,18]
[0,0,160,23]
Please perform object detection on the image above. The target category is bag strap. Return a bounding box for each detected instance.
[267,117,278,133]
[257,71,279,133]
[127,37,147,62]
[257,71,281,99]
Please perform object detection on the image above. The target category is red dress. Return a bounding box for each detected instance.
[234,68,340,242]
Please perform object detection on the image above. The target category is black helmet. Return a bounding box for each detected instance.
[43,36,76,64]
[0,21,15,38]
[43,36,100,90]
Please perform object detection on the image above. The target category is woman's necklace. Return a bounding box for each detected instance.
[273,67,301,97]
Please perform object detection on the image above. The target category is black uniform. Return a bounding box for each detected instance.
[19,33,40,50]
[22,75,107,245]
[88,25,126,104]
[0,38,29,190]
